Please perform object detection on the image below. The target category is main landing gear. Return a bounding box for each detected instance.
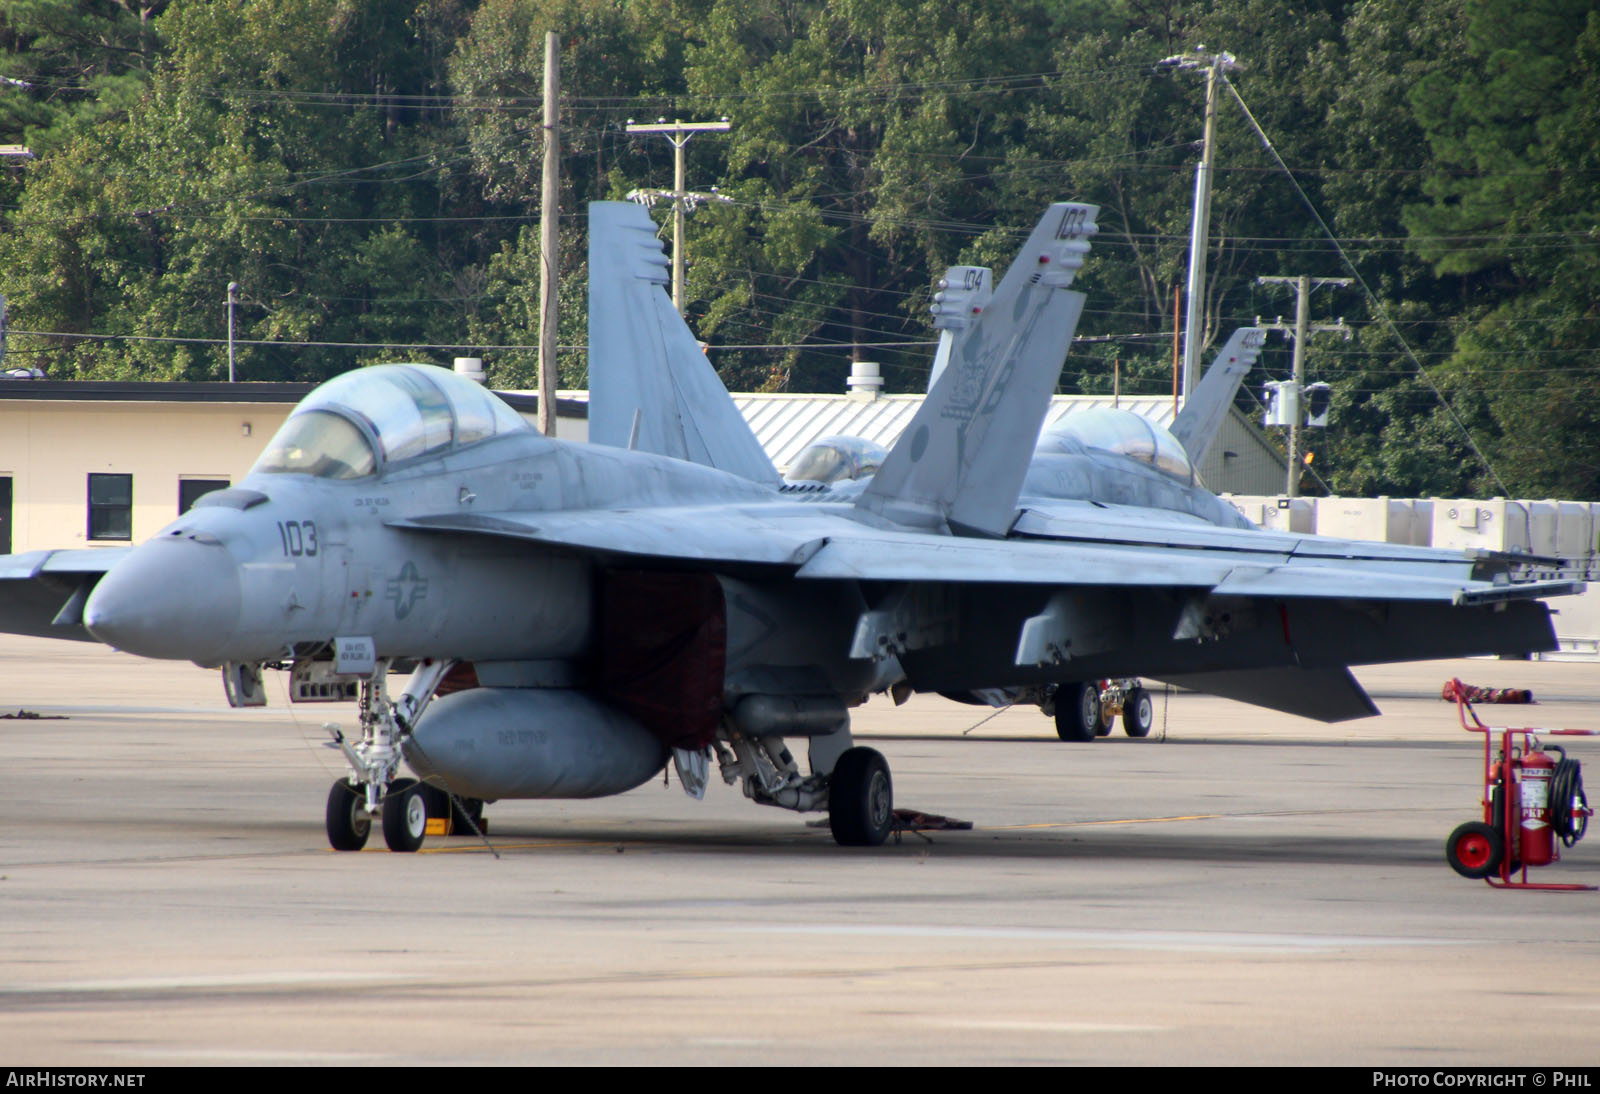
[715,728,896,847]
[1053,679,1153,742]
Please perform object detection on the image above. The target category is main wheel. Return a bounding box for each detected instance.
[1096,702,1114,737]
[1122,686,1154,738]
[829,747,893,847]
[381,777,428,853]
[1055,682,1101,742]
[1446,820,1504,879]
[325,779,370,851]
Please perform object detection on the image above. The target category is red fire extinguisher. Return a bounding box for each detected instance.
[1518,747,1557,868]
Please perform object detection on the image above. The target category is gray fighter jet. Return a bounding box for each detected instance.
[587,202,1567,739]
[0,202,1579,853]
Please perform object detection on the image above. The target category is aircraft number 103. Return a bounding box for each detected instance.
[1055,206,1089,239]
[277,520,319,557]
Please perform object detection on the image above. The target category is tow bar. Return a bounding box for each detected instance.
[1445,678,1595,890]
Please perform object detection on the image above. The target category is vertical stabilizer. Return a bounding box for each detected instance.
[927,265,993,391]
[1170,326,1267,467]
[858,203,1099,537]
[587,202,778,485]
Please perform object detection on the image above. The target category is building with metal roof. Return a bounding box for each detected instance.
[726,391,1287,495]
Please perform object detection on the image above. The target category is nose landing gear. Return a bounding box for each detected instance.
[324,658,456,852]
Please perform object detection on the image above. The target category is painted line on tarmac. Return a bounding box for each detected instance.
[415,839,623,855]
[935,1019,1167,1034]
[5,970,417,993]
[990,806,1428,831]
[729,923,1462,953]
[993,813,1227,830]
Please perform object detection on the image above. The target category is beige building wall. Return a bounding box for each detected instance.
[1,400,291,552]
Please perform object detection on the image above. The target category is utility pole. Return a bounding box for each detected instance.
[1257,275,1352,497]
[538,31,560,438]
[1161,47,1241,406]
[625,117,732,314]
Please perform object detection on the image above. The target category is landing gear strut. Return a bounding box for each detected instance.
[714,724,896,848]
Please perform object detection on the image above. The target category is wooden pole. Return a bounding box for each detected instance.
[538,32,560,437]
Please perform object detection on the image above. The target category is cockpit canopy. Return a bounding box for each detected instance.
[252,363,528,479]
[785,435,889,484]
[1035,407,1193,484]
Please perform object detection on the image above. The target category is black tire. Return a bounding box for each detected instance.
[1446,820,1504,879]
[1123,687,1154,738]
[829,747,894,847]
[381,777,427,853]
[1054,683,1100,742]
[325,779,370,852]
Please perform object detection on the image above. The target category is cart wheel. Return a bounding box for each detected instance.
[1446,820,1504,880]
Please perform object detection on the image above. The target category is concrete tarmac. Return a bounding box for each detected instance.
[3,634,1600,1066]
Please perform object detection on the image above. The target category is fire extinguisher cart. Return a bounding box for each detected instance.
[1446,679,1595,891]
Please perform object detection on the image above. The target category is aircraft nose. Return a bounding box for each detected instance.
[84,534,242,661]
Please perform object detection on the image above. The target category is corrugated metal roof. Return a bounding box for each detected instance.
[554,390,1288,494]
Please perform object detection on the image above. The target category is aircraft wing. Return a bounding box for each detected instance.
[389,504,1573,605]
[1010,503,1581,602]
[0,548,130,640]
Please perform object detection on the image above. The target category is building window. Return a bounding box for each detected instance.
[179,478,230,514]
[87,473,132,541]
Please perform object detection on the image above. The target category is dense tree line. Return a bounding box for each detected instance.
[0,0,1596,498]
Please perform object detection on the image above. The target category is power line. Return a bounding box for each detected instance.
[1223,74,1513,498]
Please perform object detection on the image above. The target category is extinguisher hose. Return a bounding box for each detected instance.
[1547,746,1588,847]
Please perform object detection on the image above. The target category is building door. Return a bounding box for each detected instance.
[0,476,10,554]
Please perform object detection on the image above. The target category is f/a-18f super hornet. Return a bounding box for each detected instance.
[0,201,1580,852]
[589,201,1485,741]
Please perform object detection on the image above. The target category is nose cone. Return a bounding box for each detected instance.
[85,535,242,661]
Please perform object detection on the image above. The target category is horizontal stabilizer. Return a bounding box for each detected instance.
[587,202,778,485]
[859,203,1099,537]
[1154,665,1379,722]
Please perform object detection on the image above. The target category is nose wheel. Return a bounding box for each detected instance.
[325,779,371,851]
[381,778,427,853]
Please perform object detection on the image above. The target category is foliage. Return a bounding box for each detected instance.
[0,0,1596,496]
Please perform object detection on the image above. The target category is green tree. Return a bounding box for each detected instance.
[1401,0,1600,496]
[1,0,481,380]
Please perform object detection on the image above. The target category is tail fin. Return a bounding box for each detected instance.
[586,201,778,485]
[1170,327,1267,467]
[926,265,993,392]
[857,203,1099,537]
